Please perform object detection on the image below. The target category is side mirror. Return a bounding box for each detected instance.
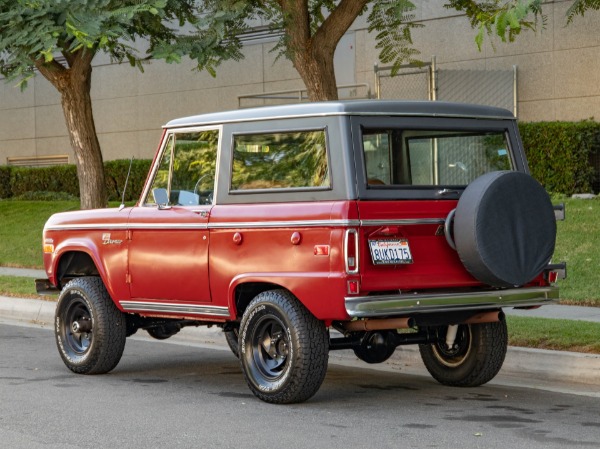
[152,188,170,208]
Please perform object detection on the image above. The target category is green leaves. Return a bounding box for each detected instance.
[0,0,232,85]
[519,120,599,195]
[368,0,421,75]
[566,0,600,24]
[446,0,543,50]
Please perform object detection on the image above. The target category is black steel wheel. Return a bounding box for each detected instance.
[239,290,329,404]
[224,327,239,358]
[419,321,508,387]
[55,277,126,374]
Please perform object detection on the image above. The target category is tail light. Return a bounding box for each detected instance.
[344,229,359,274]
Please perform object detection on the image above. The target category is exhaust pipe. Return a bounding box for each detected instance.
[341,317,412,332]
[463,311,503,325]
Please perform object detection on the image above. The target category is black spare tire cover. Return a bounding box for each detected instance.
[453,171,556,288]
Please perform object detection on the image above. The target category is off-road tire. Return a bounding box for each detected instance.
[224,328,239,358]
[55,277,127,374]
[239,290,329,404]
[418,321,507,387]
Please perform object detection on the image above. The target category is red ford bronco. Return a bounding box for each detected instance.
[38,101,565,403]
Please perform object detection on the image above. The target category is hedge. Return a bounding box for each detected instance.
[519,120,600,195]
[0,166,11,199]
[0,159,152,202]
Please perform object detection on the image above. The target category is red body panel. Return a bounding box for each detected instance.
[356,200,481,292]
[43,209,131,302]
[43,199,490,321]
[128,206,211,303]
[208,201,354,320]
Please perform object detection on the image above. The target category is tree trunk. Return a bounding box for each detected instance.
[294,47,339,102]
[34,49,107,210]
[280,0,370,102]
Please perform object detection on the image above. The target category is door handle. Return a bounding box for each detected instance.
[192,209,210,218]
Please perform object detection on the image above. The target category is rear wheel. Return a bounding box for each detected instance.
[239,290,329,404]
[418,321,507,387]
[55,277,126,374]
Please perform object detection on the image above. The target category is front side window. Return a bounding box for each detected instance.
[231,130,330,191]
[363,129,511,187]
[147,129,219,205]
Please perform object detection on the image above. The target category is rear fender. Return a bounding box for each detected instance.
[228,272,349,321]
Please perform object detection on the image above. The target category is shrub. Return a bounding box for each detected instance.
[3,160,152,202]
[10,165,79,198]
[12,191,79,201]
[519,120,600,195]
[0,166,11,199]
[104,159,152,202]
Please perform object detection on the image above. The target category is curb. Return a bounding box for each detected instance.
[2,295,599,389]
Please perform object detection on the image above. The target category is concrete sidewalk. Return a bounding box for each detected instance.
[0,267,46,278]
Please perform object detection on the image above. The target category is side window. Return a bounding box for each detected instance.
[362,129,511,187]
[231,130,330,191]
[147,130,219,206]
[363,133,391,185]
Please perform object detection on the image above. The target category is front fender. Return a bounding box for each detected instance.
[49,238,127,306]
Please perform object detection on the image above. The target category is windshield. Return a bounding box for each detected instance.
[362,129,511,187]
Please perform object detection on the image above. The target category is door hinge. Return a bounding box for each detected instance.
[126,273,132,284]
[126,230,132,241]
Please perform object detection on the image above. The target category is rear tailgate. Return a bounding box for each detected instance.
[356,200,480,292]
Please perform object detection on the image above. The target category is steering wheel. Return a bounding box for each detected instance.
[194,174,214,204]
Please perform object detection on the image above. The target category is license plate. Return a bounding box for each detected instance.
[368,239,413,265]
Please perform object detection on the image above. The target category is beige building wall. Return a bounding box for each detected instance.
[1,0,599,164]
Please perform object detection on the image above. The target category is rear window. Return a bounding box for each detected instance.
[362,129,511,187]
[231,130,330,191]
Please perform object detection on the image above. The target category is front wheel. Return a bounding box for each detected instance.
[239,290,329,404]
[224,328,239,358]
[55,277,126,374]
[419,321,507,387]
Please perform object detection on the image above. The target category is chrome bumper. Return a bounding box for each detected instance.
[345,286,559,318]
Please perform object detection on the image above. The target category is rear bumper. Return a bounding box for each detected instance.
[345,286,559,318]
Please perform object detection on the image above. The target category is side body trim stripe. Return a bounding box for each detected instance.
[45,218,445,232]
[119,301,230,317]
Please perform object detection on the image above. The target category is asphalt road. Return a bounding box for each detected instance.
[1,322,599,449]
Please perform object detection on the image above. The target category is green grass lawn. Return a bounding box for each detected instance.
[0,200,80,268]
[552,198,600,306]
[507,315,600,354]
[0,275,44,299]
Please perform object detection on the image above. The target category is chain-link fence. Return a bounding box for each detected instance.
[437,68,516,115]
[374,63,432,100]
[238,83,372,109]
[375,58,518,116]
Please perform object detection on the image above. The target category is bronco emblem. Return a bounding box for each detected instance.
[102,233,123,245]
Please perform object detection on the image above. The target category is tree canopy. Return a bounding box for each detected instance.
[0,0,241,208]
[0,0,241,86]
[198,0,421,101]
[448,0,600,49]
